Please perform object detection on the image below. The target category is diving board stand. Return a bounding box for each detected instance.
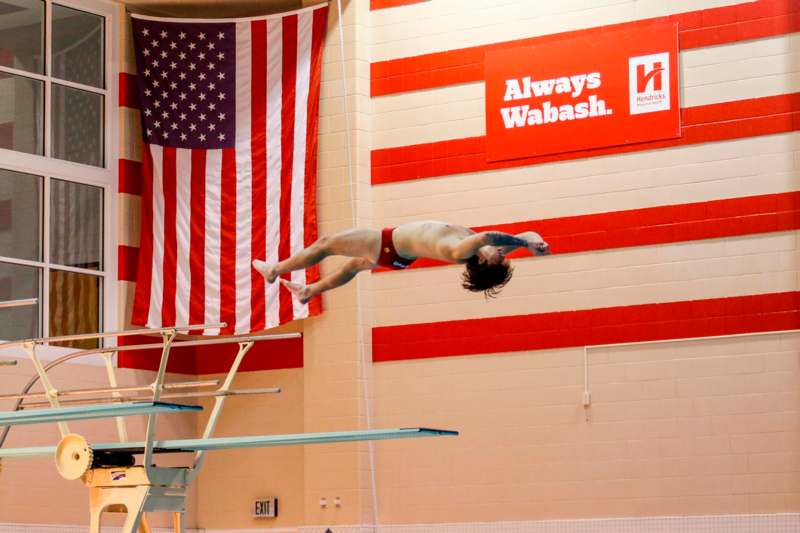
[0,324,458,533]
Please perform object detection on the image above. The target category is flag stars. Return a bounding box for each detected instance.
[217,92,226,100]
[189,103,197,111]
[180,133,187,141]
[208,42,215,50]
[198,93,206,101]
[189,123,197,131]
[189,82,197,91]
[217,72,225,80]
[179,112,187,120]
[142,49,150,57]
[146,128,152,136]
[199,113,207,121]
[151,39,159,47]
[154,120,161,128]
[198,32,206,40]
[208,123,216,131]
[198,52,206,61]
[208,82,216,91]
[170,102,178,110]
[151,59,159,67]
[152,80,159,88]
[199,73,206,81]
[189,42,196,50]
[208,102,216,111]
[153,99,160,107]
[170,61,177,69]
[141,28,149,36]
[179,31,186,39]
[160,50,167,59]
[162,131,169,138]
[217,52,225,60]
[169,81,177,90]
[160,70,168,78]
[169,41,177,49]
[208,62,216,70]
[218,133,226,141]
[218,112,226,121]
[199,133,207,141]
[160,30,167,38]
[144,88,151,96]
[143,68,151,77]
[161,110,169,119]
[144,108,152,116]
[171,122,178,130]
[217,31,225,39]
[179,72,186,80]
[160,90,168,99]
[189,63,196,71]
[179,92,187,100]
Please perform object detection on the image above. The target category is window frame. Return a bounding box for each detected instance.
[0,0,119,357]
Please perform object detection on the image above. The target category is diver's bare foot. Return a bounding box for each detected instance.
[252,260,278,283]
[280,279,312,304]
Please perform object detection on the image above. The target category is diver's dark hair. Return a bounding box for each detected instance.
[461,255,513,298]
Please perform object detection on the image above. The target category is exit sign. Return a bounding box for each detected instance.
[252,498,278,518]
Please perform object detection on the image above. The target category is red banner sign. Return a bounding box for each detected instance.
[485,23,680,162]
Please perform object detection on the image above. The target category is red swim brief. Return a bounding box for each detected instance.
[377,227,416,270]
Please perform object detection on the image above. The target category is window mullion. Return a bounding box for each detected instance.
[42,175,51,338]
[43,1,53,160]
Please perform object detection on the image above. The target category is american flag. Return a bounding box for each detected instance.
[130,5,327,335]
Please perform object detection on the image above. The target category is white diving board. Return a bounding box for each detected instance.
[0,427,458,458]
[0,402,201,427]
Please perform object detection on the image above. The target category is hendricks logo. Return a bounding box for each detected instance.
[499,71,612,129]
[628,52,670,115]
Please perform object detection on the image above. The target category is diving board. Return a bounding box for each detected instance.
[0,427,458,458]
[0,402,202,427]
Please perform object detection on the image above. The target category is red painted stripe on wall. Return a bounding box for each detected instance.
[371,0,428,10]
[372,292,800,362]
[117,334,304,374]
[119,158,142,195]
[119,72,140,109]
[374,191,800,273]
[372,93,800,184]
[118,245,139,282]
[371,0,800,96]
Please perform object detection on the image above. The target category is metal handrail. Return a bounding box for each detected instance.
[0,322,226,350]
[0,298,38,309]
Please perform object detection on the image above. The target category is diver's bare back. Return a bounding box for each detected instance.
[391,221,474,263]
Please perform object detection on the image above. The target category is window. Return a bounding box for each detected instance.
[0,0,117,350]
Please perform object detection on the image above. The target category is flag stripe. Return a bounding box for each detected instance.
[250,19,268,332]
[235,21,254,334]
[203,149,223,336]
[174,148,192,326]
[304,7,327,316]
[291,10,312,319]
[220,147,237,335]
[148,145,165,328]
[266,18,284,329]
[161,146,178,326]
[189,149,206,332]
[279,14,298,325]
[131,144,154,324]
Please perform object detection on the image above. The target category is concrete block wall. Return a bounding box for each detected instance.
[364,0,800,526]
